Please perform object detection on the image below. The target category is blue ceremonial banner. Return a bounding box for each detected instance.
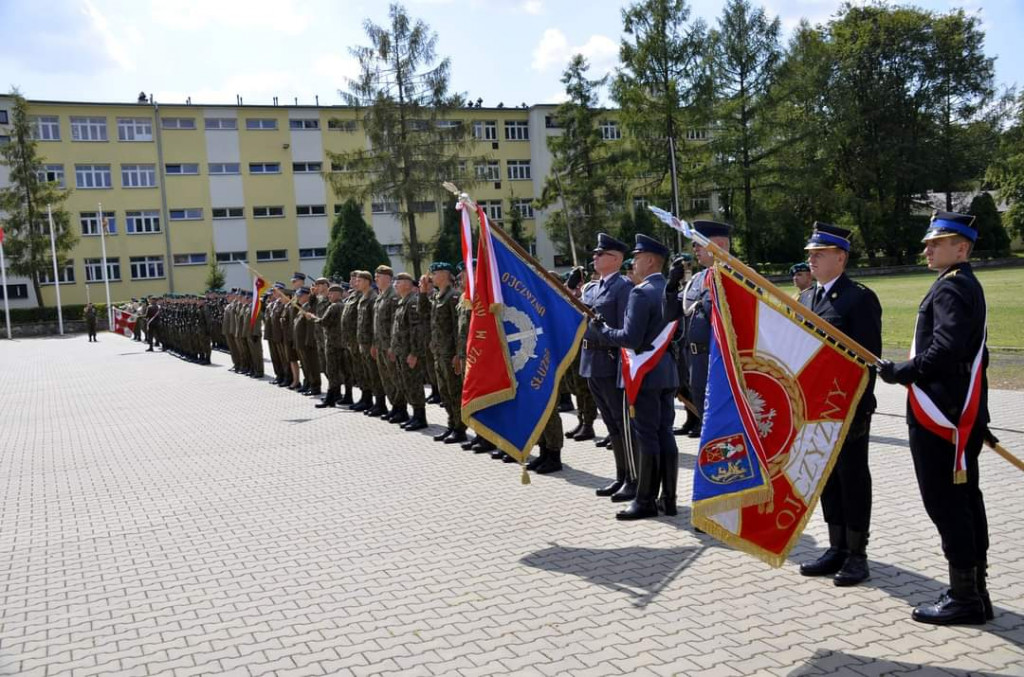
[463,228,587,461]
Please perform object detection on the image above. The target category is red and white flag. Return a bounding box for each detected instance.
[113,308,137,339]
[250,276,267,329]
[621,319,679,413]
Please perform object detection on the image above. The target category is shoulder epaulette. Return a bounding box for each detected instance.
[942,269,960,280]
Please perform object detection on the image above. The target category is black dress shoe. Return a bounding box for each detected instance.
[535,449,562,474]
[834,555,870,587]
[444,429,468,444]
[564,422,582,439]
[405,418,428,432]
[595,479,624,497]
[611,480,637,503]
[461,436,480,450]
[687,425,702,439]
[799,548,848,577]
[595,436,610,448]
[433,428,452,442]
[475,439,496,453]
[390,410,409,425]
[572,424,595,441]
[616,500,658,520]
[501,453,518,463]
[491,449,506,460]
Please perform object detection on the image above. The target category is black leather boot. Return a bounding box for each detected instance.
[390,407,410,425]
[977,562,994,621]
[834,530,870,586]
[800,524,848,576]
[595,435,610,448]
[475,439,496,453]
[564,422,582,439]
[912,565,987,625]
[426,386,441,404]
[616,452,658,520]
[445,428,468,444]
[673,410,700,436]
[433,427,452,442]
[657,450,678,516]
[461,435,481,450]
[405,407,428,431]
[526,447,547,470]
[572,423,595,441]
[315,388,339,408]
[339,387,353,405]
[535,447,563,474]
[350,391,370,411]
[596,435,626,497]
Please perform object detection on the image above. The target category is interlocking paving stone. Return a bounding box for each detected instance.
[1,335,1023,676]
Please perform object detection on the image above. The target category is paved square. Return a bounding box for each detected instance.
[2,335,1023,677]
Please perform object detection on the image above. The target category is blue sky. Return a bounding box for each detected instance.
[1,0,1020,108]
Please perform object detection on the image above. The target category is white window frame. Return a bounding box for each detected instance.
[253,206,284,219]
[600,120,621,140]
[164,163,200,175]
[472,120,497,141]
[29,115,60,141]
[80,211,116,237]
[507,160,531,181]
[327,119,357,132]
[204,118,237,130]
[686,128,709,141]
[512,200,535,219]
[249,162,281,175]
[168,208,203,221]
[129,255,165,280]
[476,161,500,182]
[504,120,529,141]
[690,195,711,212]
[296,205,327,217]
[36,164,65,187]
[172,253,207,266]
[125,210,161,234]
[39,260,75,285]
[84,258,121,282]
[208,162,241,175]
[289,119,320,130]
[70,116,108,142]
[482,200,503,222]
[121,164,157,188]
[161,117,196,130]
[211,207,244,219]
[246,118,278,130]
[75,164,112,189]
[117,117,153,142]
[255,249,288,262]
[215,251,248,263]
[299,248,327,259]
[371,197,398,214]
[292,161,323,173]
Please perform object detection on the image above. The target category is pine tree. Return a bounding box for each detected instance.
[968,191,1010,257]
[0,91,76,307]
[204,257,226,290]
[433,201,462,265]
[324,199,390,277]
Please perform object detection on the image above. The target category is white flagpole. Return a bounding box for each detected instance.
[47,205,64,335]
[99,202,113,330]
[0,231,11,340]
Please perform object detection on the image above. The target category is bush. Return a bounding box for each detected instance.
[8,303,113,324]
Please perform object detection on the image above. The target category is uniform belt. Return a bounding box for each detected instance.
[689,343,709,355]
[582,339,615,353]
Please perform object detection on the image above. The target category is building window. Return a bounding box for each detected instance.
[327,119,357,132]
[205,117,237,130]
[117,117,153,141]
[70,116,108,141]
[169,208,203,221]
[511,199,534,219]
[292,161,322,173]
[686,128,709,141]
[212,207,244,219]
[216,251,247,263]
[289,119,319,130]
[165,163,200,175]
[632,196,649,210]
[296,204,327,216]
[690,195,711,212]
[0,110,7,124]
[121,164,157,188]
[507,160,531,180]
[473,120,497,141]
[80,211,116,236]
[600,120,621,140]
[0,134,9,145]
[249,162,281,174]
[0,283,29,300]
[299,248,327,259]
[29,115,60,141]
[209,162,241,175]
[246,118,278,130]
[476,161,500,182]
[39,260,75,285]
[172,253,207,266]
[162,117,196,130]
[330,161,351,173]
[481,200,502,222]
[125,210,161,234]
[253,206,284,218]
[256,249,288,262]
[130,255,165,280]
[75,164,112,189]
[410,201,436,213]
[505,120,529,141]
[384,244,402,256]
[84,258,121,282]
[36,164,65,188]
[437,120,461,130]
[371,197,398,214]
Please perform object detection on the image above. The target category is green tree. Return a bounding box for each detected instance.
[968,191,1010,257]
[327,3,470,279]
[986,92,1024,241]
[0,91,76,307]
[537,54,619,263]
[705,0,782,262]
[324,199,390,278]
[433,201,462,265]
[506,199,531,251]
[204,256,226,290]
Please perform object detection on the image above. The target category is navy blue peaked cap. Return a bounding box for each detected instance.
[593,232,629,254]
[632,233,670,258]
[693,220,733,238]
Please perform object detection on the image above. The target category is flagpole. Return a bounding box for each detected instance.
[47,205,64,336]
[0,231,11,340]
[99,202,113,330]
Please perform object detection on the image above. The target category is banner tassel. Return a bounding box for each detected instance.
[521,462,531,485]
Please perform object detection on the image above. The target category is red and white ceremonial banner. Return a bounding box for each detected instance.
[457,201,476,302]
[112,307,137,339]
[694,267,870,567]
[621,319,679,412]
[250,276,267,330]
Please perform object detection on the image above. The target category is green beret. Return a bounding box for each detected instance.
[430,261,455,274]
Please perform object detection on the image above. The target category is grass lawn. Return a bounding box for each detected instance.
[783,266,1024,389]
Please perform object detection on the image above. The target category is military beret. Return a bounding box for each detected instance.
[328,284,344,293]
[924,210,977,243]
[375,265,394,276]
[805,222,852,252]
[622,258,634,271]
[430,261,455,274]
[789,262,811,275]
[395,272,415,282]
[356,270,373,281]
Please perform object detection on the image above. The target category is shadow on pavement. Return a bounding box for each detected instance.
[788,649,1004,676]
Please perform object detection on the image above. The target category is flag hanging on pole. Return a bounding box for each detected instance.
[249,276,267,329]
[112,307,137,338]
[621,319,679,415]
[693,266,870,566]
[457,201,476,302]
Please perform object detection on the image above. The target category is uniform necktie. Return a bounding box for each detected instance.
[814,285,825,307]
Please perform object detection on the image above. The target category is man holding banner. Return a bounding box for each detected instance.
[592,234,679,521]
[797,223,882,587]
[879,211,992,626]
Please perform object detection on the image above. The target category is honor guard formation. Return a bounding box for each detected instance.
[117,210,997,626]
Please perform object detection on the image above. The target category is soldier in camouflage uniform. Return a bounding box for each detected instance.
[418,274,440,404]
[391,272,428,431]
[429,261,467,444]
[246,291,265,378]
[342,273,366,409]
[283,273,304,389]
[310,283,346,408]
[355,270,385,416]
[264,286,285,385]
[312,277,330,384]
[371,265,407,424]
[222,290,241,372]
[294,287,322,396]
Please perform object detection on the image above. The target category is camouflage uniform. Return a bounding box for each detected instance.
[314,294,330,379]
[247,304,265,377]
[357,287,383,399]
[294,299,321,391]
[392,289,426,409]
[373,284,403,412]
[320,299,345,394]
[341,292,362,390]
[418,291,436,390]
[430,285,465,433]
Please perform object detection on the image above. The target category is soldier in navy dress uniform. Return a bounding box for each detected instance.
[879,211,993,626]
[797,223,882,587]
[593,234,679,520]
[578,233,635,500]
[664,221,733,440]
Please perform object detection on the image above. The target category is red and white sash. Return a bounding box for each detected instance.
[906,305,986,485]
[621,319,679,415]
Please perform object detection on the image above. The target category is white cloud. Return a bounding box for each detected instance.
[313,53,362,88]
[149,0,311,36]
[81,0,136,72]
[522,0,543,15]
[531,28,618,75]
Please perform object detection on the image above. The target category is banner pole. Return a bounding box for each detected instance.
[0,235,11,340]
[47,205,64,335]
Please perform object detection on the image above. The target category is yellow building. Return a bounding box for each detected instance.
[0,96,709,308]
